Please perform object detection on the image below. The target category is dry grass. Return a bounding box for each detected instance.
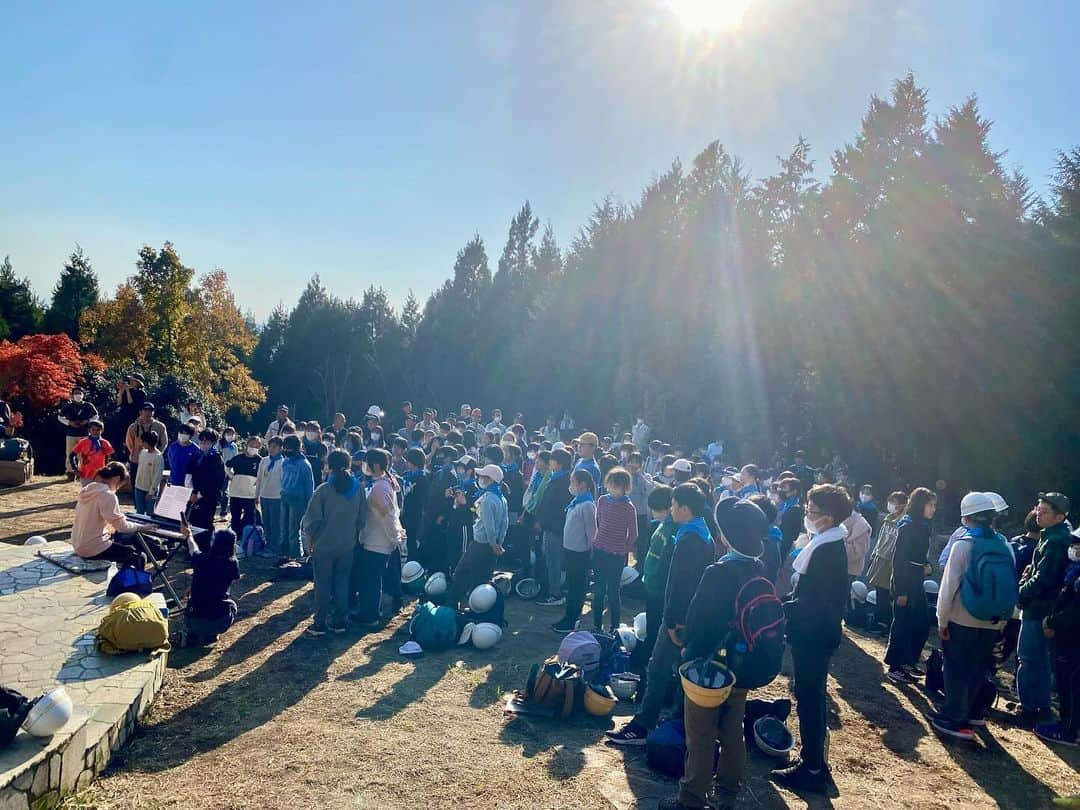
[5,478,1079,808]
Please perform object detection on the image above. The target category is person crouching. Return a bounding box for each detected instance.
[183,527,240,645]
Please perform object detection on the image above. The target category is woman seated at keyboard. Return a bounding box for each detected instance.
[72,462,159,568]
[182,525,240,645]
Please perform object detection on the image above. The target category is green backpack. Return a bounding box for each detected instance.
[409,601,459,651]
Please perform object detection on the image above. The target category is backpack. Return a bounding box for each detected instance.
[960,532,1019,622]
[724,572,786,690]
[523,655,584,719]
[645,718,687,777]
[557,631,602,676]
[410,601,459,652]
[106,565,153,598]
[240,523,267,557]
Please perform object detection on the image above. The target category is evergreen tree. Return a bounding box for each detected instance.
[44,245,100,338]
[0,256,44,341]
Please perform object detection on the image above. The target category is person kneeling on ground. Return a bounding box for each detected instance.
[183,526,240,645]
[658,496,769,810]
[71,461,160,568]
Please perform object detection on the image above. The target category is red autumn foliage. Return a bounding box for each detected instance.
[0,333,95,409]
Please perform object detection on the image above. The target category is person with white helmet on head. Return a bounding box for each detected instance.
[451,464,508,609]
[931,492,1015,741]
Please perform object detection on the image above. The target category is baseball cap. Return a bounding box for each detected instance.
[476,464,504,484]
[140,401,155,412]
[672,458,693,473]
[1038,492,1071,514]
[576,432,599,445]
[277,404,289,413]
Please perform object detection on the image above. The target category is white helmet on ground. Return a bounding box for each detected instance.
[620,566,639,587]
[23,688,74,737]
[923,579,939,595]
[425,572,448,597]
[851,580,869,603]
[401,560,425,584]
[617,625,638,652]
[458,622,476,646]
[469,583,498,614]
[515,577,541,600]
[633,611,647,641]
[866,590,878,606]
[471,623,502,650]
[23,535,48,546]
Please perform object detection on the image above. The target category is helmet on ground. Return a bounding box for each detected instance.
[471,622,502,650]
[515,577,540,600]
[458,622,476,646]
[633,611,647,641]
[492,573,512,596]
[23,535,47,546]
[866,590,878,606]
[110,592,142,610]
[610,672,640,701]
[960,491,996,517]
[851,580,869,603]
[620,566,639,587]
[923,579,939,595]
[583,683,617,717]
[425,572,448,597]
[617,625,638,652]
[753,716,795,758]
[401,560,425,584]
[23,687,74,737]
[469,583,498,614]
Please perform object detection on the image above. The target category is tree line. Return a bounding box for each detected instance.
[3,74,1079,507]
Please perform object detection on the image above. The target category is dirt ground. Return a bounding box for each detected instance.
[3,477,1078,809]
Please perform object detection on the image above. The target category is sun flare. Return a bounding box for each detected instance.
[664,0,753,31]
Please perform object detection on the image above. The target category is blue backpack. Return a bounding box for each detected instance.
[106,565,153,598]
[960,531,1018,622]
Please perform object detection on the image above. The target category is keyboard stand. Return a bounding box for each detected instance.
[133,531,185,609]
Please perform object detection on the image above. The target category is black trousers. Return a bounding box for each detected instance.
[873,586,892,626]
[942,623,998,724]
[230,497,256,536]
[591,549,625,631]
[1058,646,1080,738]
[559,549,590,626]
[634,515,652,571]
[87,533,145,568]
[885,595,929,669]
[791,643,833,771]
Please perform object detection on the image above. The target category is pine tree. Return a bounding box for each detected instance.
[44,245,100,338]
[0,256,44,341]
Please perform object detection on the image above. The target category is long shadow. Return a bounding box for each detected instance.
[3,526,76,545]
[830,635,927,758]
[337,640,448,721]
[1,478,69,495]
[115,627,340,773]
[901,685,1062,807]
[498,712,610,781]
[1,501,77,520]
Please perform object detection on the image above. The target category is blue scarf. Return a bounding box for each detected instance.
[897,514,931,531]
[606,494,631,504]
[720,548,755,563]
[566,491,595,512]
[88,435,103,453]
[526,472,544,493]
[674,516,713,546]
[1064,559,1080,589]
[403,469,425,486]
[335,471,362,501]
[964,525,994,540]
[776,496,799,522]
[736,483,762,499]
[501,462,520,475]
[479,482,503,498]
[267,452,281,471]
[549,469,569,483]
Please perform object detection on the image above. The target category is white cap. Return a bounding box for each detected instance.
[552,441,566,451]
[398,641,423,656]
[476,464,504,484]
[366,405,383,418]
[960,491,996,517]
[672,458,693,473]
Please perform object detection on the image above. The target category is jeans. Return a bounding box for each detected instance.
[279,494,307,558]
[678,687,747,808]
[635,629,683,729]
[942,622,998,724]
[352,547,391,622]
[591,549,625,631]
[133,487,156,516]
[791,643,832,771]
[558,549,589,626]
[260,499,282,555]
[1017,617,1055,711]
[885,595,929,669]
[383,547,403,604]
[312,548,353,626]
[542,530,563,598]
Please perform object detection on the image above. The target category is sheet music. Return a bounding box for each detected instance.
[154,484,193,523]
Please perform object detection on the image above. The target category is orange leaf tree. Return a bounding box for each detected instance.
[0,333,91,408]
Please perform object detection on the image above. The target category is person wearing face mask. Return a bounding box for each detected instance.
[125,402,167,483]
[1036,528,1080,746]
[351,449,407,624]
[536,449,574,605]
[72,462,157,566]
[884,487,937,685]
[300,421,328,486]
[59,386,98,481]
[187,430,227,536]
[772,484,850,795]
[445,455,479,572]
[279,434,315,562]
[256,436,285,557]
[217,427,239,518]
[166,426,202,489]
[855,484,880,535]
[865,491,909,632]
[552,469,598,633]
[775,476,805,560]
[225,436,263,538]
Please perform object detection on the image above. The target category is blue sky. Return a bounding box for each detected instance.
[2,0,1076,321]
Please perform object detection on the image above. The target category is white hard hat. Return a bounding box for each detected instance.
[366,404,383,418]
[620,566,639,587]
[866,590,878,606]
[551,441,566,451]
[23,688,74,737]
[923,579,939,595]
[401,560,425,584]
[753,716,795,758]
[960,491,996,517]
[633,611,648,641]
[425,571,448,596]
[468,583,498,614]
[851,580,869,603]
[492,573,512,596]
[617,625,638,652]
[471,623,502,650]
[23,535,48,546]
[515,577,541,600]
[986,492,1009,513]
[458,622,476,646]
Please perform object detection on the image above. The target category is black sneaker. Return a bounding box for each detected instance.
[328,621,347,634]
[306,622,328,637]
[905,663,926,678]
[552,621,577,634]
[930,714,975,741]
[770,760,829,794]
[886,667,916,685]
[605,722,649,746]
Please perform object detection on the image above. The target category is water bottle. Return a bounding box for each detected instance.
[613,648,630,674]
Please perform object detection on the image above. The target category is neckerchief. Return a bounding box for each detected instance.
[548,469,569,483]
[501,462,520,475]
[777,496,799,522]
[607,494,631,504]
[267,453,281,471]
[673,516,713,546]
[88,435,103,453]
[566,491,595,512]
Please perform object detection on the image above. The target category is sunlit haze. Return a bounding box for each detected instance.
[665,0,754,30]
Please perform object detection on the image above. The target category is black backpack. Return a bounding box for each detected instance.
[723,569,786,690]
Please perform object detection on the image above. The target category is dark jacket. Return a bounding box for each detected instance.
[504,467,525,514]
[1019,522,1072,621]
[779,503,804,558]
[663,528,714,630]
[537,471,572,534]
[1045,562,1080,648]
[784,538,848,651]
[891,515,931,601]
[60,401,98,437]
[188,450,226,499]
[684,556,765,660]
[401,471,431,543]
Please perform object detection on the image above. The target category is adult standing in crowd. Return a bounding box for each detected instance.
[114,372,146,454]
[631,415,650,450]
[265,405,295,441]
[124,402,167,484]
[884,487,936,685]
[58,385,98,480]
